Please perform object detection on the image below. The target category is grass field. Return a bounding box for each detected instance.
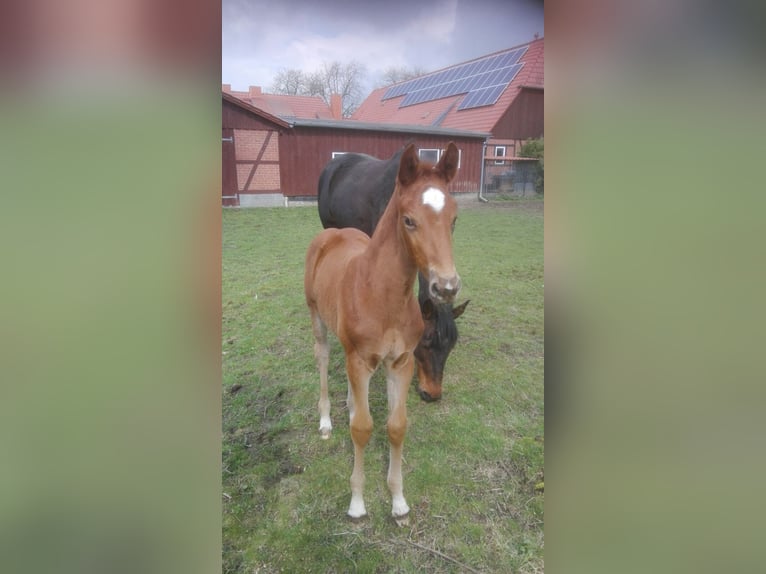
[222,198,543,573]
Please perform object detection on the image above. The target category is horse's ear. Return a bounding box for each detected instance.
[398,143,419,187]
[436,142,459,183]
[452,299,469,319]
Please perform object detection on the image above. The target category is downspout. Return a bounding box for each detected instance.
[478,138,489,202]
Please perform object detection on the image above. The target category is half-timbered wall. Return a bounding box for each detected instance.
[222,98,285,206]
[234,129,280,193]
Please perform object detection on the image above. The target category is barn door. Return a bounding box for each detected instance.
[221,128,238,206]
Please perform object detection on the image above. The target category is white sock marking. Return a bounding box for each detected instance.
[422,187,445,212]
[348,495,367,518]
[319,417,332,438]
[391,495,410,518]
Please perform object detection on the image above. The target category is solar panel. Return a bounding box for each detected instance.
[494,64,521,85]
[497,52,515,68]
[456,64,523,110]
[381,45,528,110]
[477,56,492,69]
[507,49,524,65]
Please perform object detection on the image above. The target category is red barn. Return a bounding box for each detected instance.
[221,91,488,207]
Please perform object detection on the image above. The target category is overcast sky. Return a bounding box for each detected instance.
[222,0,544,94]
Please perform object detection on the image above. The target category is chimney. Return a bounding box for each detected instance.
[222,84,231,93]
[249,86,262,97]
[330,93,342,119]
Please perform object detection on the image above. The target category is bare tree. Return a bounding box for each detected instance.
[378,66,428,88]
[305,70,326,99]
[270,68,308,96]
[270,60,367,118]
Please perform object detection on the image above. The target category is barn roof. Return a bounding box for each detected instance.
[352,37,544,134]
[223,91,488,139]
[223,85,336,120]
[222,91,291,128]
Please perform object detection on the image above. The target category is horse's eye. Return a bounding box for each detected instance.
[451,218,457,233]
[403,216,417,230]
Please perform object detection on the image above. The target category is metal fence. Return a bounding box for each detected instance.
[481,157,541,197]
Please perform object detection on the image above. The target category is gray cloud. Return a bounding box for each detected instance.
[222,0,543,92]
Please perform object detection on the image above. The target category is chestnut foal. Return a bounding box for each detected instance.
[304,142,461,520]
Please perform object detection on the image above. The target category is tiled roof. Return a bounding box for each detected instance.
[224,88,334,120]
[352,37,543,134]
[222,91,291,128]
[222,91,487,138]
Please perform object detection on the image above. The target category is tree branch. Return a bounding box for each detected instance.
[402,539,484,574]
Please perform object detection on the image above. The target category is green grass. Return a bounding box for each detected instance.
[222,200,543,573]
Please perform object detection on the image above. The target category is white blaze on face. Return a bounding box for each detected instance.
[422,187,445,213]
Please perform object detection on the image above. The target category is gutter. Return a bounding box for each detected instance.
[478,138,489,202]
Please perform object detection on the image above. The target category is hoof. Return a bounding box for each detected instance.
[319,428,331,440]
[347,512,368,523]
[392,497,410,519]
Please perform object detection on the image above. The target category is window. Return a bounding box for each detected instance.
[418,148,440,164]
[494,145,506,165]
[331,151,347,159]
[419,147,462,169]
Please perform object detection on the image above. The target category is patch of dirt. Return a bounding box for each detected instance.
[472,452,544,530]
[222,380,302,489]
[222,379,306,572]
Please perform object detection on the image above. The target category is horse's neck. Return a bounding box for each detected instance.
[363,195,417,297]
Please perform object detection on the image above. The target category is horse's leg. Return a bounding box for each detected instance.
[310,309,332,438]
[385,352,413,520]
[345,352,374,519]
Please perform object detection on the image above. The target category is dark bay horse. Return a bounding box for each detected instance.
[318,146,469,401]
[305,143,461,519]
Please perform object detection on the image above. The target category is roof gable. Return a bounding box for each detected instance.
[353,37,543,134]
[222,92,291,128]
[223,86,334,121]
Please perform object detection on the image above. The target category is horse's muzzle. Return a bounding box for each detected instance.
[429,273,461,304]
[418,388,441,402]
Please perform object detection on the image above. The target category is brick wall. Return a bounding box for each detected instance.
[233,129,281,192]
[236,164,280,191]
[234,129,278,161]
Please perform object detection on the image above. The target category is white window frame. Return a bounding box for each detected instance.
[418,148,440,164]
[331,151,347,159]
[494,145,506,165]
[419,147,462,169]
